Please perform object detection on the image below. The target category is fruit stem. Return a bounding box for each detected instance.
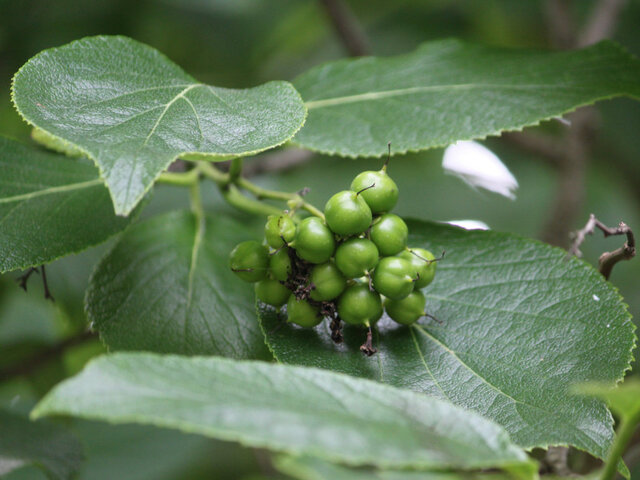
[189,178,204,221]
[163,161,325,220]
[157,168,200,186]
[356,183,376,196]
[382,142,391,172]
[600,415,639,480]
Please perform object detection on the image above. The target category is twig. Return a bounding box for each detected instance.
[0,330,97,382]
[16,265,54,301]
[501,131,565,166]
[545,0,577,48]
[318,0,370,57]
[568,214,635,279]
[243,148,314,178]
[578,0,628,47]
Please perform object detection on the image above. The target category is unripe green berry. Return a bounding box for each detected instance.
[287,295,322,328]
[294,217,335,264]
[270,248,292,282]
[309,262,346,301]
[337,284,382,326]
[370,213,408,256]
[324,190,372,236]
[350,170,398,213]
[372,256,415,300]
[335,238,379,278]
[400,248,437,288]
[255,279,290,307]
[229,241,269,283]
[264,214,296,248]
[385,290,426,325]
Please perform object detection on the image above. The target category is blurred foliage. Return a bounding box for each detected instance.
[1,0,639,478]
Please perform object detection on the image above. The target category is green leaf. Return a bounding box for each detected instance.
[0,136,137,273]
[33,352,531,473]
[260,219,636,464]
[86,210,268,358]
[293,39,640,157]
[11,36,307,216]
[274,455,529,480]
[0,409,83,480]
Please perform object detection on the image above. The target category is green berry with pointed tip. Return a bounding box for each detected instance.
[294,217,336,264]
[264,214,296,248]
[350,170,398,213]
[309,262,346,301]
[335,238,379,278]
[370,213,408,256]
[324,190,372,236]
[400,248,437,288]
[287,295,322,328]
[385,290,426,325]
[372,256,415,300]
[255,279,290,307]
[270,248,292,282]
[337,284,382,326]
[229,241,269,283]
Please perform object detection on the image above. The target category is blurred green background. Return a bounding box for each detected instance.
[1,0,639,478]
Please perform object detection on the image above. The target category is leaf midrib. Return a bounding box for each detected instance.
[304,83,579,109]
[0,178,103,204]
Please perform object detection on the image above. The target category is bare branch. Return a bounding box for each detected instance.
[545,0,577,48]
[243,148,314,178]
[318,0,370,57]
[568,214,635,279]
[578,0,627,47]
[501,131,565,166]
[0,330,97,382]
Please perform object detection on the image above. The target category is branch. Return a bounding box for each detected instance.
[568,214,635,279]
[243,148,314,178]
[578,0,627,47]
[545,0,577,48]
[0,330,97,382]
[318,0,370,56]
[501,131,565,166]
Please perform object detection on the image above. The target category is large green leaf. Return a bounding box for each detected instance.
[0,136,137,273]
[11,36,307,215]
[293,39,640,156]
[86,210,268,358]
[260,219,636,464]
[0,409,83,480]
[32,352,532,473]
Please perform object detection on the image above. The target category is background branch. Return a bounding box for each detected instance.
[0,330,97,382]
[318,0,370,56]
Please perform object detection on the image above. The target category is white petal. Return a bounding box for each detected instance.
[445,219,490,230]
[442,141,518,199]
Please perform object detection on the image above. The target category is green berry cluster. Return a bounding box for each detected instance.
[229,152,441,355]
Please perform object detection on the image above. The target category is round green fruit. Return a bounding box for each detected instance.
[337,284,383,326]
[270,248,292,282]
[309,262,346,301]
[264,214,296,248]
[335,238,379,278]
[255,279,290,307]
[229,241,269,283]
[370,213,408,256]
[350,170,398,213]
[400,248,437,288]
[372,256,415,300]
[324,190,372,236]
[293,217,336,264]
[287,295,322,328]
[385,290,426,325]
